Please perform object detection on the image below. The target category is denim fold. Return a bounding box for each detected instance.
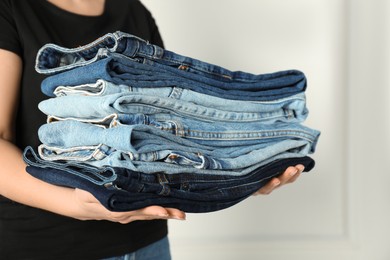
[23,146,315,213]
[36,31,306,100]
[39,91,308,124]
[37,120,319,171]
[39,50,306,101]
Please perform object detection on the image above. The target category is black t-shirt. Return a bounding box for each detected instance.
[0,0,167,259]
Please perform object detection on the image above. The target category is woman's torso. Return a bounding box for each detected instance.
[0,0,167,259]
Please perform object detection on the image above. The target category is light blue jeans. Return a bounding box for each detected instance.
[101,237,170,260]
[38,120,318,171]
[51,79,308,122]
[38,91,308,124]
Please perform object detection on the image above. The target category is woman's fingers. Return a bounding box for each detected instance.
[73,189,187,223]
[253,164,305,195]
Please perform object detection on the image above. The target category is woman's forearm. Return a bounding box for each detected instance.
[0,138,81,217]
[0,139,186,222]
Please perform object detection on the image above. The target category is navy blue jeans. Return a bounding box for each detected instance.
[23,147,315,213]
[41,52,305,102]
[37,31,306,101]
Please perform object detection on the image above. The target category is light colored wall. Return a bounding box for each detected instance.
[140,1,390,259]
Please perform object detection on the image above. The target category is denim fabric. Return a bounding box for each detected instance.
[23,146,315,213]
[37,143,310,175]
[37,120,319,170]
[39,93,306,128]
[51,79,308,124]
[100,237,171,260]
[39,51,306,101]
[36,32,306,101]
[45,112,310,147]
[54,79,132,97]
[38,91,308,124]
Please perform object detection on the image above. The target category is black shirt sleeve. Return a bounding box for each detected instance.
[130,0,164,48]
[144,6,164,48]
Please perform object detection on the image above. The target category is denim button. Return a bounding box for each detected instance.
[178,65,189,70]
[181,182,190,191]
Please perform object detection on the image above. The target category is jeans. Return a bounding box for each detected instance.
[39,51,306,102]
[45,112,312,147]
[37,120,319,170]
[23,146,315,213]
[100,237,171,260]
[50,79,308,124]
[54,79,132,97]
[39,91,308,124]
[36,32,306,101]
[37,143,311,175]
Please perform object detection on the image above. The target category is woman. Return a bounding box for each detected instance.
[0,0,304,259]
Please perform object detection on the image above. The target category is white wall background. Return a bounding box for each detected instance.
[141,1,390,259]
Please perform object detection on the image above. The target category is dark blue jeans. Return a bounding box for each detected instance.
[23,147,315,213]
[37,32,306,101]
[41,52,306,101]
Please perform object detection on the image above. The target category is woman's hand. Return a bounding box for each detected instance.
[253,164,305,195]
[72,164,306,222]
[72,188,186,224]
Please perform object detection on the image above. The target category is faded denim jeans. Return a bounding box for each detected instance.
[49,79,309,124]
[37,119,319,171]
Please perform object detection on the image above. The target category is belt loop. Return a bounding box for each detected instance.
[153,45,164,59]
[157,173,170,196]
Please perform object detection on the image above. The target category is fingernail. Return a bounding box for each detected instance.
[274,180,281,186]
[171,216,186,221]
[158,213,169,218]
[289,169,298,177]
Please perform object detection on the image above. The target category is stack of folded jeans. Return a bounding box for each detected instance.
[23,31,320,213]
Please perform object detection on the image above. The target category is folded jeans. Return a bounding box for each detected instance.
[23,146,315,213]
[36,31,307,101]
